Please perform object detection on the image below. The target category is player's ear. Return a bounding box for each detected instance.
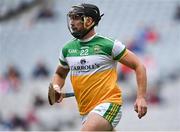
[84,17,94,28]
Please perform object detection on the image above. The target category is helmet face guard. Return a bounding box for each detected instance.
[67,12,92,39]
[67,4,104,39]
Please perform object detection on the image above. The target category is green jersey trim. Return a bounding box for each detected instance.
[113,48,126,60]
[59,58,68,66]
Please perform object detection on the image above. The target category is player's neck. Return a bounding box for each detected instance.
[81,29,96,40]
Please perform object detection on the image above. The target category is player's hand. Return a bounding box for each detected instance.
[48,83,63,105]
[134,97,147,119]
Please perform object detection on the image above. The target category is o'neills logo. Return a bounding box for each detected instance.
[70,63,100,71]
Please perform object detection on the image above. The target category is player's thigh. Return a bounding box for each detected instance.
[81,112,113,131]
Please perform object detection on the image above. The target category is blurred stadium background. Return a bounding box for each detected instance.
[0,0,180,131]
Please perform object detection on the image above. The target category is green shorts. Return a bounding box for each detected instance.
[81,102,122,128]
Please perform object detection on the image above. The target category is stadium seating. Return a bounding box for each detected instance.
[0,0,180,130]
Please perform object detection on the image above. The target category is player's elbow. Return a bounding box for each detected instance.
[134,62,146,72]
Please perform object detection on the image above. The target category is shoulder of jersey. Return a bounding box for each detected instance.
[62,38,77,49]
[95,34,115,43]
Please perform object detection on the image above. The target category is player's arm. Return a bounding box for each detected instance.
[52,65,69,89]
[119,49,147,119]
[48,65,69,105]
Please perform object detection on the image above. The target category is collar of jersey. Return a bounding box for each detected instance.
[78,33,97,43]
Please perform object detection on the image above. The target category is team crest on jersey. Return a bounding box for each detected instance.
[94,45,101,54]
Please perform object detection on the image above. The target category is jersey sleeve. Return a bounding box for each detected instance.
[112,40,127,61]
[59,48,69,69]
